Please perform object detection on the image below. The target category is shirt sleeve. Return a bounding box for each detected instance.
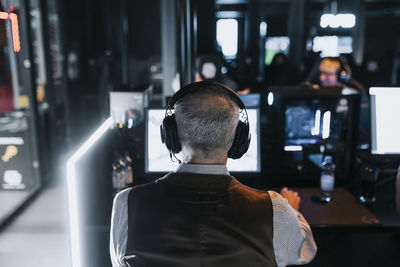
[110,188,131,267]
[268,191,317,267]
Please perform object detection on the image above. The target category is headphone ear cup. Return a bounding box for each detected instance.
[228,121,251,159]
[161,114,182,154]
[337,57,351,83]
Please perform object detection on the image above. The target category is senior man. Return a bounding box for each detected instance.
[110,81,317,267]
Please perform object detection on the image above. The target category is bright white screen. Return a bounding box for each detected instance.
[370,87,400,154]
[146,109,260,172]
[216,19,238,57]
[312,36,353,57]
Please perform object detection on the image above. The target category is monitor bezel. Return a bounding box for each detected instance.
[369,87,400,156]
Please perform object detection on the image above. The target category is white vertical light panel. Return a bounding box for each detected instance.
[66,117,113,267]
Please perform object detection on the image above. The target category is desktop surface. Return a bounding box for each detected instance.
[270,187,381,228]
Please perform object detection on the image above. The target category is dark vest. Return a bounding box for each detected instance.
[125,173,277,267]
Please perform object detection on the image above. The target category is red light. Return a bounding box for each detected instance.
[0,12,20,53]
[9,6,14,12]
[9,13,20,53]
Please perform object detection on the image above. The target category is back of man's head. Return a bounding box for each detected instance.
[174,83,239,159]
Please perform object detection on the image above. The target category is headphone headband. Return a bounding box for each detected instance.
[167,81,245,110]
[161,81,251,160]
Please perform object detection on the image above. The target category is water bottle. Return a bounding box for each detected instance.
[320,155,335,203]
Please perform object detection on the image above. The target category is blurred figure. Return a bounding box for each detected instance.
[319,57,343,87]
[267,52,299,85]
[194,53,243,92]
[304,56,365,94]
[194,53,222,82]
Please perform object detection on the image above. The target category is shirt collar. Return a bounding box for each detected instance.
[175,163,230,176]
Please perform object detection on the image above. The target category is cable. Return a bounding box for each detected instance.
[169,152,182,164]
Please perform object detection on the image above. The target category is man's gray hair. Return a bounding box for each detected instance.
[174,86,239,156]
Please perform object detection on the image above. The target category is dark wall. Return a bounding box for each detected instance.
[63,0,108,81]
[128,0,161,60]
[358,15,400,87]
[259,2,289,36]
[196,0,216,55]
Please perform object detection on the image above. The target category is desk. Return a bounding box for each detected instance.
[292,187,400,267]
[295,187,381,227]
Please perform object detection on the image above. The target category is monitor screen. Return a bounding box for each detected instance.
[239,93,261,108]
[265,36,290,65]
[370,87,400,154]
[284,98,349,149]
[145,108,260,173]
[312,36,353,57]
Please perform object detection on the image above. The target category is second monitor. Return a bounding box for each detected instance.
[146,108,261,173]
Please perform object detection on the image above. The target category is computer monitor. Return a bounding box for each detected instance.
[266,87,360,182]
[284,98,348,148]
[239,93,261,108]
[370,87,400,155]
[145,108,261,173]
[312,36,353,57]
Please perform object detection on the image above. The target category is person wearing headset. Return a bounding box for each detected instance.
[303,56,364,93]
[318,56,366,94]
[110,81,317,267]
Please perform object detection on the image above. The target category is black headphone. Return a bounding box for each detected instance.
[323,56,352,83]
[160,81,251,160]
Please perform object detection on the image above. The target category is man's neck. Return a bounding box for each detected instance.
[186,160,227,165]
[184,156,228,165]
[181,147,228,165]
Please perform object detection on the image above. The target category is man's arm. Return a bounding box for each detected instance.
[268,189,317,267]
[110,188,131,267]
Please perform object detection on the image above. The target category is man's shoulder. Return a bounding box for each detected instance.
[112,187,132,210]
[230,178,270,195]
[113,179,160,203]
[129,173,170,190]
[229,179,275,204]
[229,183,290,210]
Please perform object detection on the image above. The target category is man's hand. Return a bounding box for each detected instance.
[280,187,301,211]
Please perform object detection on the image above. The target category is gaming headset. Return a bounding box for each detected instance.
[329,56,352,83]
[160,81,251,160]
